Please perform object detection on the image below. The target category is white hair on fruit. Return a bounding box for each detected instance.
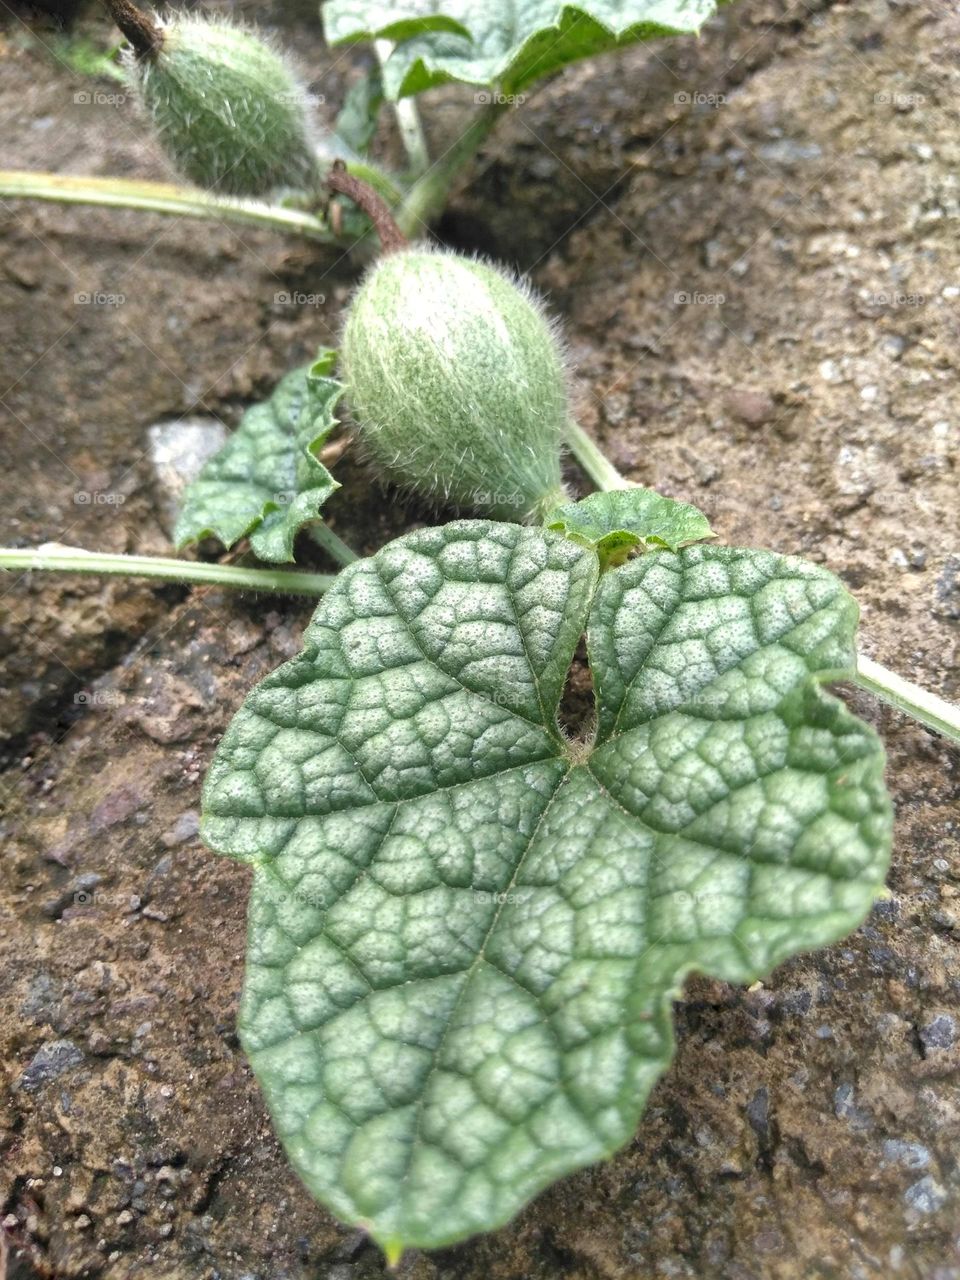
[342,247,571,523]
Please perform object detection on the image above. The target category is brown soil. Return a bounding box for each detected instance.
[1,2,958,1278]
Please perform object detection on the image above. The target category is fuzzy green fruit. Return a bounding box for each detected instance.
[128,17,320,197]
[342,249,570,522]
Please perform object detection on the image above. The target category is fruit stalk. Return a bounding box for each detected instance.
[327,162,408,253]
[102,0,161,59]
[308,522,359,565]
[374,39,430,177]
[564,418,633,491]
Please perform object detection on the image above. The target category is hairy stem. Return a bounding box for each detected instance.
[566,418,960,743]
[854,656,960,745]
[375,40,431,177]
[0,547,333,597]
[396,101,508,236]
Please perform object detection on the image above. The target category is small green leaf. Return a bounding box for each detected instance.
[547,487,714,566]
[324,0,724,99]
[334,68,385,156]
[202,523,891,1253]
[175,352,342,564]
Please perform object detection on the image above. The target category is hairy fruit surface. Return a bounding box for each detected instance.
[342,249,569,521]
[128,17,320,197]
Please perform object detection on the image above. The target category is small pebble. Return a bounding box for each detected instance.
[18,1040,84,1092]
[905,1175,948,1214]
[920,1014,956,1051]
[725,388,777,426]
[882,1138,930,1170]
[147,418,229,535]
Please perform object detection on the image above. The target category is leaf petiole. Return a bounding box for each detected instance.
[308,522,360,565]
[375,39,431,177]
[395,101,508,236]
[0,546,333,597]
[0,167,404,243]
[854,655,960,745]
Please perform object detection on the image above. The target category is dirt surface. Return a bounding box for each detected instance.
[1,1,959,1277]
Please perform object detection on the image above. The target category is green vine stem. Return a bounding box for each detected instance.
[0,546,333,597]
[308,522,359,565]
[0,168,402,243]
[563,421,960,745]
[564,418,633,491]
[395,101,508,237]
[854,655,960,744]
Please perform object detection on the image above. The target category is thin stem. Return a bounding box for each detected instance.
[564,418,632,490]
[308,522,359,565]
[0,171,339,241]
[396,101,508,236]
[0,165,404,242]
[348,161,404,208]
[853,656,960,745]
[0,547,333,597]
[327,162,407,254]
[375,40,430,177]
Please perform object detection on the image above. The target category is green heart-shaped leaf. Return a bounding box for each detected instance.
[324,0,725,99]
[202,521,891,1255]
[546,487,714,567]
[175,351,342,564]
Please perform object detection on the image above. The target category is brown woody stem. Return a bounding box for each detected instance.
[102,0,162,59]
[327,161,408,255]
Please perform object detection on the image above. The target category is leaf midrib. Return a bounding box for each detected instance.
[393,753,571,1217]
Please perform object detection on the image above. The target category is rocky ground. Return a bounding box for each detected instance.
[0,0,958,1277]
